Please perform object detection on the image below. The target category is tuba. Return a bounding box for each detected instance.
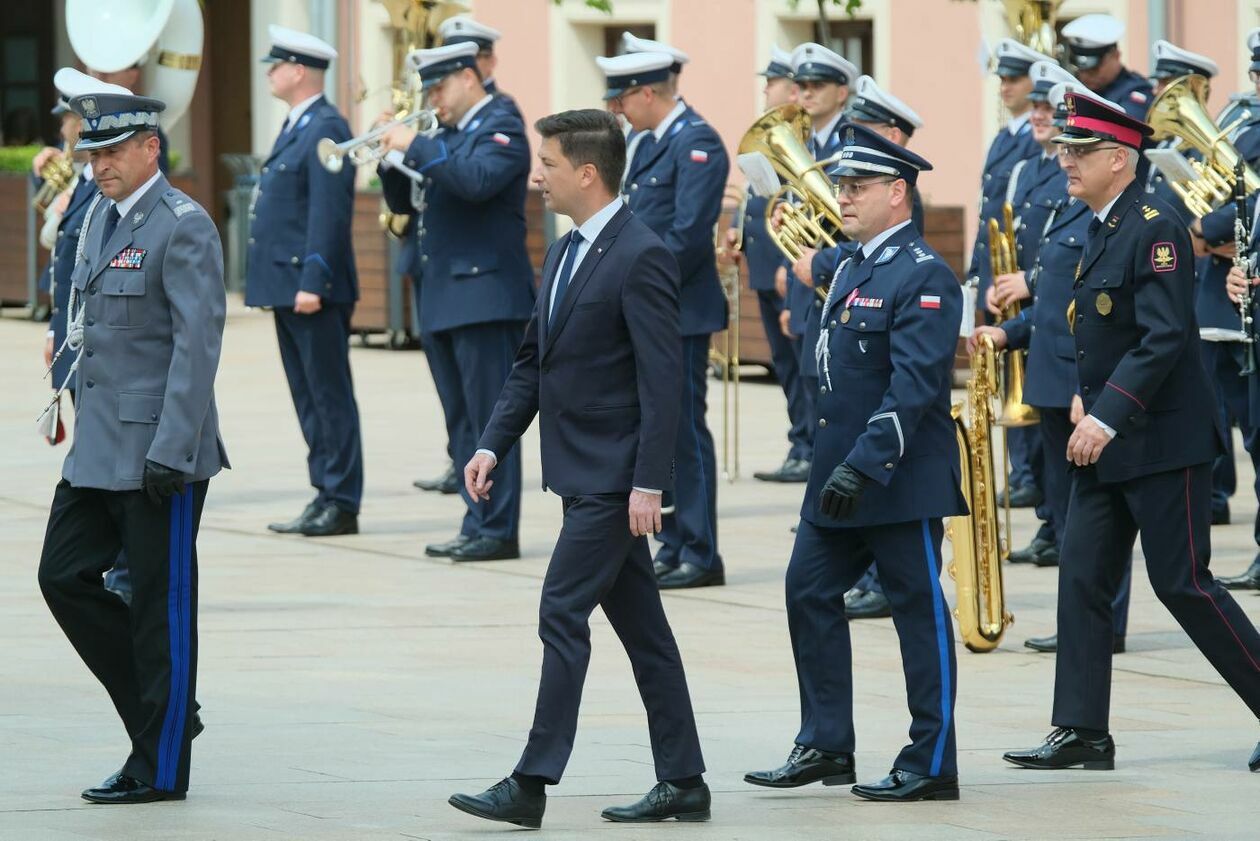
[66,0,203,132]
[737,104,845,266]
[988,202,1038,427]
[1000,1,1063,56]
[32,152,76,214]
[947,336,1015,653]
[1145,74,1260,219]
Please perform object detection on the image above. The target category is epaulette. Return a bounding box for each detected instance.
[907,241,934,263]
[1140,204,1160,220]
[163,190,203,219]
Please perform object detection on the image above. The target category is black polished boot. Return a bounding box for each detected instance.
[744,744,856,788]
[448,777,545,829]
[1003,727,1115,770]
[600,781,711,822]
[851,769,959,802]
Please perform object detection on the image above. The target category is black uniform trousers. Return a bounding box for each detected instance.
[1040,407,1131,635]
[1053,462,1260,731]
[423,320,524,541]
[39,479,206,793]
[1204,341,1260,545]
[515,493,705,784]
[756,289,813,462]
[787,518,958,777]
[655,336,721,571]
[274,304,364,513]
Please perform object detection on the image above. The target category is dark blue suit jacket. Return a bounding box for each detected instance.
[1009,153,1065,269]
[483,78,523,122]
[741,192,783,291]
[1099,68,1154,120]
[1002,196,1089,408]
[381,96,535,334]
[623,104,729,337]
[967,120,1039,293]
[49,173,100,390]
[245,96,359,307]
[803,224,968,528]
[478,206,682,496]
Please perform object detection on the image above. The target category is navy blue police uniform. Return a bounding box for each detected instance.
[1097,69,1153,121]
[768,126,966,797]
[620,98,729,580]
[380,67,534,553]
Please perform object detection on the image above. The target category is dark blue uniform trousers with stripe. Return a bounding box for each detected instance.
[656,336,721,571]
[787,518,958,777]
[756,290,814,462]
[1053,463,1260,731]
[274,304,364,513]
[39,479,205,793]
[423,320,525,541]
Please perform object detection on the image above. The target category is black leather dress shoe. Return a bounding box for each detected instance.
[298,504,358,537]
[414,465,460,494]
[450,536,520,562]
[1220,559,1260,591]
[846,590,892,619]
[653,559,676,578]
[425,534,470,557]
[1008,537,1053,564]
[1003,727,1115,770]
[601,781,711,822]
[267,500,321,534]
[851,769,959,802]
[1212,504,1231,526]
[658,562,725,589]
[1023,633,1125,654]
[1032,545,1060,567]
[744,744,856,788]
[997,484,1042,508]
[82,772,184,804]
[753,458,811,483]
[1249,741,1259,772]
[449,777,545,829]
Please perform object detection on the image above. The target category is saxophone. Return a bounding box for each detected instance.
[947,335,1015,652]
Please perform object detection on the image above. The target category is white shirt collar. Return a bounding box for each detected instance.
[286,92,323,130]
[652,100,688,141]
[1094,191,1123,223]
[812,111,844,150]
[457,94,495,131]
[1007,110,1032,135]
[82,162,94,181]
[575,196,624,244]
[860,219,913,259]
[113,169,163,219]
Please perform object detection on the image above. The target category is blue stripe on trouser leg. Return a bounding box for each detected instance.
[921,519,952,778]
[156,489,191,791]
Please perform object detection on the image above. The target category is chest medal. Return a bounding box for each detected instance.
[1095,291,1113,316]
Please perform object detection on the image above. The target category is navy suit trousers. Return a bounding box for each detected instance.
[423,320,524,540]
[787,518,958,777]
[756,289,813,462]
[274,305,364,512]
[655,336,721,570]
[1053,463,1260,731]
[515,493,705,783]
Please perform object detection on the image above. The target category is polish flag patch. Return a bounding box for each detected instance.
[492,132,511,145]
[1129,91,1148,104]
[920,295,941,309]
[690,149,709,163]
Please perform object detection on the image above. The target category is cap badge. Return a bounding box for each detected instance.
[81,97,98,119]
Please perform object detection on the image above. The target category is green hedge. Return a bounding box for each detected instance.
[0,145,39,175]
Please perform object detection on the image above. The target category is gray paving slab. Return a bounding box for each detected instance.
[1,303,1258,841]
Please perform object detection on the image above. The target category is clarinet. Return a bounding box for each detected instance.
[1235,157,1256,377]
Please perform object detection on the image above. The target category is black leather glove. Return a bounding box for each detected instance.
[818,462,867,520]
[142,459,187,506]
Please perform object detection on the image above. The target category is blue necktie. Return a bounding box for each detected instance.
[629,134,656,175]
[98,205,120,259]
[549,230,584,324]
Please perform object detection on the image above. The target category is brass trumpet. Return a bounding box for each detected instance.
[317,109,439,174]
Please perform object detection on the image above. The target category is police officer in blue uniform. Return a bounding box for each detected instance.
[973,39,1047,511]
[247,26,363,538]
[438,15,522,121]
[1061,14,1154,121]
[1003,93,1260,775]
[745,125,966,802]
[726,47,814,484]
[379,42,535,562]
[598,50,729,589]
[975,78,1133,655]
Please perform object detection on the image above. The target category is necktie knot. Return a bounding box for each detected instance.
[1088,216,1103,238]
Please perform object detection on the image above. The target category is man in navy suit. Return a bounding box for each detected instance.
[451,109,709,829]
[598,49,729,589]
[247,26,362,538]
[379,42,535,562]
[745,125,965,802]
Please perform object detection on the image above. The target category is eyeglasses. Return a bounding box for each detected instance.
[611,87,647,106]
[836,178,897,198]
[1056,144,1121,160]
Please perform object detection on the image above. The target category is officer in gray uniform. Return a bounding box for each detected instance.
[37,91,227,804]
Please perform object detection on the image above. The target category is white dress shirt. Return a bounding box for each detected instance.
[284,92,323,133]
[112,169,163,222]
[812,111,844,154]
[457,94,495,131]
[1006,110,1032,135]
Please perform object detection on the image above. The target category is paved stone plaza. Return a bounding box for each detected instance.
[1,302,1258,840]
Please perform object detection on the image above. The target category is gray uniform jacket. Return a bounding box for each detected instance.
[62,174,229,491]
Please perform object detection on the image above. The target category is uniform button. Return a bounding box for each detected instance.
[859,321,867,328]
[248,237,255,245]
[819,418,828,428]
[884,462,894,470]
[88,285,97,295]
[1128,415,1136,424]
[86,318,94,327]
[1082,385,1091,394]
[421,255,429,263]
[820,385,828,394]
[471,266,479,274]
[278,163,287,171]
[814,300,821,308]
[57,230,64,238]
[1033,295,1039,303]
[85,349,93,357]
[650,176,658,184]
[186,454,194,463]
[829,320,837,328]
[290,256,300,265]
[85,379,94,388]
[261,166,269,174]
[630,183,639,190]
[150,413,158,421]
[984,173,992,181]
[1078,350,1085,358]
